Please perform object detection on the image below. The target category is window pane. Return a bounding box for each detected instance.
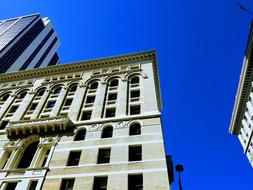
[46,101,56,108]
[67,151,81,166]
[5,182,18,190]
[60,179,75,190]
[90,82,98,89]
[110,79,118,87]
[64,98,73,106]
[105,108,115,118]
[130,105,140,115]
[129,146,142,161]
[86,96,95,103]
[97,148,111,164]
[74,129,86,141]
[101,127,113,138]
[130,123,141,135]
[0,120,9,129]
[131,77,139,84]
[93,177,108,190]
[130,90,140,98]
[81,111,92,120]
[29,181,38,190]
[108,93,117,101]
[128,174,143,190]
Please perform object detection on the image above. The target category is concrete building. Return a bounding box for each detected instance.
[230,22,253,167]
[0,13,60,73]
[0,51,171,189]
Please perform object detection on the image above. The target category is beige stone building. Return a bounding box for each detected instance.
[0,51,171,189]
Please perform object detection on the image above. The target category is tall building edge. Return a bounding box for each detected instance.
[0,13,60,74]
[230,20,253,167]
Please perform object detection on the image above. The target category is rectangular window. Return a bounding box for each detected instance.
[129,145,142,162]
[9,105,18,113]
[29,181,38,190]
[67,151,81,166]
[108,93,117,101]
[97,148,111,164]
[130,105,140,115]
[93,177,108,190]
[41,149,50,167]
[130,90,140,99]
[46,101,56,109]
[5,182,18,190]
[128,174,143,190]
[81,111,92,120]
[29,103,38,111]
[0,120,9,130]
[105,108,116,118]
[86,96,95,104]
[64,98,73,106]
[60,179,75,190]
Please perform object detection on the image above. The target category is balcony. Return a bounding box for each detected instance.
[6,116,75,140]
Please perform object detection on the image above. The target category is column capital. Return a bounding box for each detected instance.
[79,83,87,88]
[29,91,35,95]
[10,94,17,98]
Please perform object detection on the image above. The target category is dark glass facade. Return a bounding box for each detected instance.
[0,14,60,73]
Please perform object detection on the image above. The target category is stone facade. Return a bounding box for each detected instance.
[0,51,171,189]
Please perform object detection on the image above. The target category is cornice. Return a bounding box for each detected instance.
[0,50,162,110]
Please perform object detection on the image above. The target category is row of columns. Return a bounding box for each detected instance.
[0,72,151,126]
[68,78,129,121]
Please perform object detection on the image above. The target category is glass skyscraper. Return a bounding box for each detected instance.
[0,13,60,73]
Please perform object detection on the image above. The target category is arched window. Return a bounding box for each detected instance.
[129,123,141,135]
[17,90,27,99]
[101,126,113,138]
[103,78,119,118]
[130,76,140,86]
[74,128,86,141]
[0,93,10,101]
[90,82,98,90]
[59,84,78,115]
[37,89,45,97]
[17,141,39,168]
[80,81,99,121]
[52,86,62,95]
[109,79,118,88]
[128,75,141,115]
[69,84,77,92]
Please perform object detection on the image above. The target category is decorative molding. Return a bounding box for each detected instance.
[79,82,87,88]
[89,124,101,131]
[0,50,162,111]
[6,116,75,140]
[28,91,35,95]
[116,121,128,128]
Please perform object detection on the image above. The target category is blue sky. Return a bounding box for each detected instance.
[1,0,253,189]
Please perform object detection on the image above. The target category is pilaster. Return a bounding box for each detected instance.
[0,95,15,119]
[31,89,51,119]
[51,87,67,117]
[68,84,86,121]
[116,79,127,116]
[12,91,34,121]
[91,82,107,119]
